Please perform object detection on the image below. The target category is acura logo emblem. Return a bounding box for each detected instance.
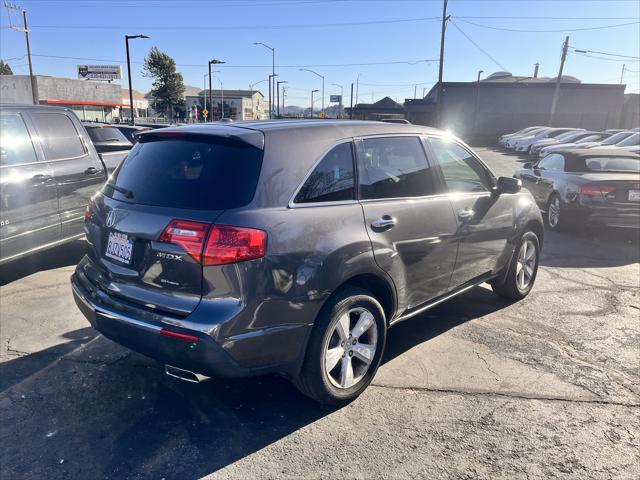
[106,210,117,228]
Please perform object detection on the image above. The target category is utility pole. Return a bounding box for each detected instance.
[350,83,354,119]
[548,36,569,126]
[5,3,37,104]
[620,64,626,84]
[436,0,449,127]
[281,86,287,117]
[276,80,287,118]
[310,89,319,118]
[414,84,417,99]
[473,70,484,137]
[253,43,275,118]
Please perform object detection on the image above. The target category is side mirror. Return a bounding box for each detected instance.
[523,162,533,169]
[496,176,522,195]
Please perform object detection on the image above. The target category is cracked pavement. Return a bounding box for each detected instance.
[1,148,639,479]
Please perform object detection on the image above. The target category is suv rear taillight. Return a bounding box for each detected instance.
[159,220,267,266]
[84,199,93,221]
[579,184,615,198]
[203,225,267,266]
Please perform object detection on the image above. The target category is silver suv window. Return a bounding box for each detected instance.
[428,137,492,193]
[358,136,436,199]
[294,142,355,204]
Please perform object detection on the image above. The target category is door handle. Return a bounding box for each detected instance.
[31,173,53,183]
[371,216,396,230]
[84,167,100,175]
[458,208,475,221]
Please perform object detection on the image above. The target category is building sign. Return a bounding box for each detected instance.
[77,65,122,81]
[330,95,342,103]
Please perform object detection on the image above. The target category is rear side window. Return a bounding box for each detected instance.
[31,113,86,160]
[538,154,565,171]
[107,137,263,210]
[428,137,492,193]
[0,113,38,166]
[358,136,436,199]
[85,126,131,144]
[294,142,355,204]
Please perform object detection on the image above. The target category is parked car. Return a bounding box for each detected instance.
[504,127,549,149]
[539,133,612,158]
[71,121,544,405]
[114,124,151,144]
[513,128,584,154]
[499,126,547,146]
[571,130,635,150]
[0,104,107,264]
[515,149,640,231]
[82,122,133,173]
[530,130,599,156]
[590,132,639,150]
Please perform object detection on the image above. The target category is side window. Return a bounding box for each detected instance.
[358,136,436,199]
[31,113,86,161]
[294,142,355,204]
[428,137,492,193]
[538,154,564,172]
[0,113,38,167]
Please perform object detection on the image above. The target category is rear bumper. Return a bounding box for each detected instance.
[71,270,311,379]
[566,203,640,228]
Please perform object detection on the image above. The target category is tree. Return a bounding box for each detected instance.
[142,47,185,119]
[0,60,13,75]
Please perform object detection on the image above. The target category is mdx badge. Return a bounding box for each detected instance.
[156,252,183,261]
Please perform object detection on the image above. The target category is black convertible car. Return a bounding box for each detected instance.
[515,149,640,230]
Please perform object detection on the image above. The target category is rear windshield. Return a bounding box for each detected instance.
[86,126,131,144]
[581,157,640,173]
[105,137,263,210]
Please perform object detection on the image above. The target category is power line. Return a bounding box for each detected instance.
[570,47,640,60]
[455,16,640,20]
[28,17,441,31]
[456,18,640,33]
[448,20,507,71]
[27,53,438,69]
[572,52,639,63]
[359,80,434,87]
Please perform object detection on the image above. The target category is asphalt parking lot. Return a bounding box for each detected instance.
[1,147,639,480]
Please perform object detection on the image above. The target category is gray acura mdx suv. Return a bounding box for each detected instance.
[71,120,543,404]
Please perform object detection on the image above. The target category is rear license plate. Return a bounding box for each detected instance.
[629,190,640,202]
[105,231,133,264]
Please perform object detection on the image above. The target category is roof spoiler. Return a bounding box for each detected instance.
[138,125,265,150]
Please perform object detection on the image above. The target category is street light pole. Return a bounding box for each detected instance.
[300,68,325,117]
[254,42,275,118]
[310,89,319,118]
[125,34,149,125]
[208,59,225,121]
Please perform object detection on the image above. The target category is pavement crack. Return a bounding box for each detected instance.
[474,351,501,381]
[369,383,640,407]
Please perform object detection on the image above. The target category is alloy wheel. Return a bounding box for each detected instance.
[516,239,537,290]
[548,197,561,228]
[323,307,378,389]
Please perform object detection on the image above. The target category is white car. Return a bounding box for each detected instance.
[590,132,639,150]
[569,130,634,150]
[538,133,610,158]
[530,130,598,156]
[513,128,583,153]
[499,126,547,146]
[504,127,550,149]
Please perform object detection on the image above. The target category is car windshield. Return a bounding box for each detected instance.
[615,133,639,147]
[582,156,640,173]
[576,135,602,143]
[555,131,581,142]
[601,131,632,145]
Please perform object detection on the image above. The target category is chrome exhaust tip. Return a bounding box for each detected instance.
[165,365,210,383]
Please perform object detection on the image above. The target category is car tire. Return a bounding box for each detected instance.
[546,193,567,231]
[294,287,387,405]
[491,231,540,300]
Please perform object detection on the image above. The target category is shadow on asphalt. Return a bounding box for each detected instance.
[0,286,510,479]
[0,240,87,286]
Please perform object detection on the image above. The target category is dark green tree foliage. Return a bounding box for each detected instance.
[0,60,14,75]
[143,47,185,118]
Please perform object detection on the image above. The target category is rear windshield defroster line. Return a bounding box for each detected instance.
[104,135,264,210]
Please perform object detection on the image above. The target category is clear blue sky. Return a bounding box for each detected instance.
[1,0,639,107]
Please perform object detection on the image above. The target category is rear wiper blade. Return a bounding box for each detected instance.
[105,183,134,198]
